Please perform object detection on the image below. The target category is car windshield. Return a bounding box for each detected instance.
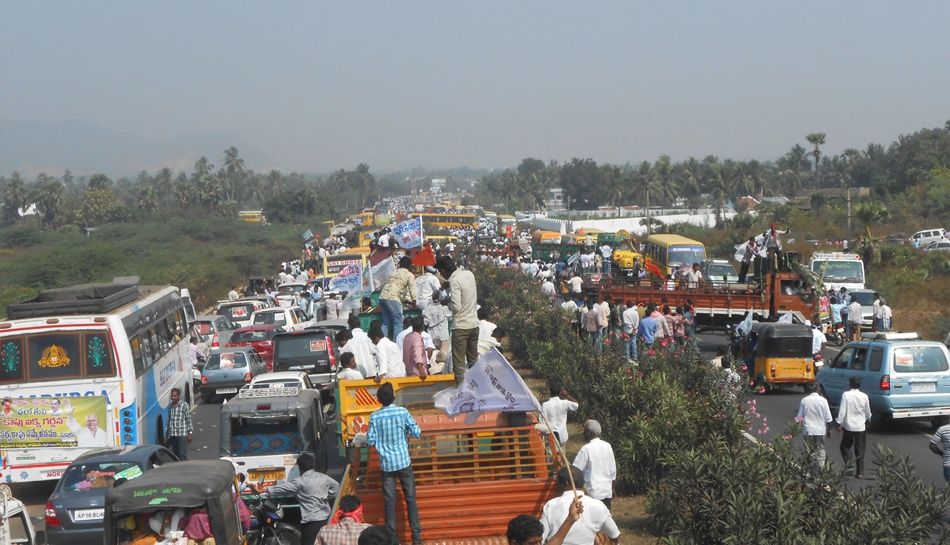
[205,352,248,370]
[892,346,949,374]
[61,461,143,491]
[277,285,304,297]
[229,417,301,456]
[668,245,706,268]
[850,292,876,306]
[253,312,287,326]
[708,264,737,279]
[220,304,256,322]
[277,335,328,359]
[231,330,275,343]
[812,260,864,283]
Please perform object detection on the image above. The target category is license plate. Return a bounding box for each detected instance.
[911,383,937,393]
[216,388,238,394]
[248,468,285,490]
[72,508,104,521]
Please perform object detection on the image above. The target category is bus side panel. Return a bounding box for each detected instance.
[137,341,192,445]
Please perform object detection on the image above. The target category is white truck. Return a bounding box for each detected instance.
[0,485,36,545]
[810,252,866,292]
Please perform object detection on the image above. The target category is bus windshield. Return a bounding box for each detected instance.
[667,245,707,268]
[812,260,864,283]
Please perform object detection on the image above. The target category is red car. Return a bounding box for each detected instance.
[225,324,282,370]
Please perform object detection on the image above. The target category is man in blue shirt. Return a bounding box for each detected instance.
[367,382,423,544]
[637,304,660,348]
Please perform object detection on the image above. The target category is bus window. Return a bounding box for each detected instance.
[27,333,83,381]
[130,335,145,376]
[84,333,115,377]
[0,337,25,383]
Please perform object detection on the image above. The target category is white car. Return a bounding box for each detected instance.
[924,240,950,253]
[275,283,309,308]
[249,307,311,332]
[911,228,947,249]
[244,371,315,391]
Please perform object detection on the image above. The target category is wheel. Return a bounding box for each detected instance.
[867,411,890,432]
[264,523,301,545]
[155,416,165,445]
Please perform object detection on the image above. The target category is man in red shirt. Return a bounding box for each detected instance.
[402,316,429,379]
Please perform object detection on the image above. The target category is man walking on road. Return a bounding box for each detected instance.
[572,420,617,511]
[848,297,863,341]
[796,382,833,473]
[929,422,950,483]
[166,388,192,460]
[366,382,424,545]
[837,376,872,478]
[269,452,340,545]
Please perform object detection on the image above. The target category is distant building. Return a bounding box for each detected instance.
[735,195,761,211]
[431,178,446,194]
[544,187,566,211]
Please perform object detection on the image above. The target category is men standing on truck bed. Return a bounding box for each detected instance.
[366,382,424,545]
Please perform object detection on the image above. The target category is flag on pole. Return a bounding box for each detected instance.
[328,263,363,293]
[411,242,436,267]
[433,348,542,416]
[302,228,314,242]
[391,217,424,249]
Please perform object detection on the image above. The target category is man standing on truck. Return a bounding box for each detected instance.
[738,237,759,283]
[436,255,479,384]
[366,382,424,545]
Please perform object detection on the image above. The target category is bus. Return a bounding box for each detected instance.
[410,212,479,230]
[238,210,267,224]
[0,281,193,483]
[641,234,707,278]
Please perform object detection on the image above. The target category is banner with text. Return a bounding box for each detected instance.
[433,348,542,416]
[328,263,363,294]
[0,396,111,448]
[391,217,424,249]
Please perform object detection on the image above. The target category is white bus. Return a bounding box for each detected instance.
[0,281,193,483]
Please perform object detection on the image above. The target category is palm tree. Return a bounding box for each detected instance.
[776,144,810,196]
[174,173,192,209]
[1,172,28,225]
[32,175,65,228]
[704,160,740,223]
[266,170,283,199]
[222,147,245,203]
[155,168,173,208]
[806,132,826,189]
[137,186,158,215]
[675,157,704,205]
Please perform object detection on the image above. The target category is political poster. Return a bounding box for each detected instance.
[391,217,424,249]
[0,396,111,448]
[328,263,363,294]
[434,349,541,417]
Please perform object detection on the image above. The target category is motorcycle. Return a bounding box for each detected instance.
[824,321,846,347]
[245,494,301,545]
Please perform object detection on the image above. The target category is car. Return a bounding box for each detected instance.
[275,283,309,308]
[924,241,950,252]
[214,299,271,328]
[699,259,739,285]
[817,332,950,428]
[244,370,315,391]
[846,288,877,327]
[911,228,947,249]
[190,314,239,359]
[885,232,908,245]
[305,319,349,337]
[45,445,179,545]
[225,324,282,370]
[200,347,269,403]
[250,307,312,332]
[271,328,338,389]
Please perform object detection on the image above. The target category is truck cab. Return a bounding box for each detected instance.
[0,485,36,545]
[810,252,866,291]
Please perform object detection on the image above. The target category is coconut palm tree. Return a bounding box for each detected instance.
[32,175,65,228]
[806,132,826,189]
[222,147,245,203]
[1,172,28,225]
[266,170,283,199]
[704,159,740,223]
[155,168,173,208]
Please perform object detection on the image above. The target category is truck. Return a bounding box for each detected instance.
[809,252,865,292]
[597,252,819,328]
[333,376,558,544]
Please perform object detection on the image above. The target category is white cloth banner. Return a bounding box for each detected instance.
[329,263,363,293]
[391,217,424,249]
[433,348,542,415]
[362,256,396,294]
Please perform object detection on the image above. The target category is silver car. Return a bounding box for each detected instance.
[200,347,268,403]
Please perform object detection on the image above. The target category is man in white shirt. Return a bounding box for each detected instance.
[540,278,556,301]
[568,274,583,302]
[872,293,883,331]
[809,322,827,356]
[541,381,579,443]
[337,353,365,381]
[796,382,833,472]
[621,300,639,362]
[370,329,405,379]
[848,299,863,341]
[572,420,616,510]
[415,267,442,310]
[880,300,892,331]
[66,411,111,447]
[684,263,704,289]
[338,319,384,380]
[324,294,341,320]
[599,244,613,275]
[837,376,872,478]
[540,467,620,545]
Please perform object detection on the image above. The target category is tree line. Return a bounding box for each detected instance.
[473,122,950,214]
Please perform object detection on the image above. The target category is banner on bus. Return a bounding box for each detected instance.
[391,217,423,249]
[0,396,111,448]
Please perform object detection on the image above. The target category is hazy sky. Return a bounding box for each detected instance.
[3,1,949,173]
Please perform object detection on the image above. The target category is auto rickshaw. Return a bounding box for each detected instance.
[736,322,816,392]
[104,460,248,545]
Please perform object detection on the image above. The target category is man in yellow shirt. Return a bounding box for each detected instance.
[379,256,417,340]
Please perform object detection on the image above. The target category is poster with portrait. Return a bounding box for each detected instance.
[0,396,111,448]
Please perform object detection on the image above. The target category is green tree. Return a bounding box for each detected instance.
[222,146,246,203]
[1,172,28,225]
[806,132,827,189]
[32,174,66,228]
[266,169,283,199]
[155,168,173,208]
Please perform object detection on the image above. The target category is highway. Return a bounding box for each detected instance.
[11,331,946,542]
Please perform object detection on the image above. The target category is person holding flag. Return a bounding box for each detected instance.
[378,256,417,341]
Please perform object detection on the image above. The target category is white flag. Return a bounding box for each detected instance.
[433,348,542,416]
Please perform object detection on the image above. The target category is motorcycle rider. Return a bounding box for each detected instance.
[269,452,340,545]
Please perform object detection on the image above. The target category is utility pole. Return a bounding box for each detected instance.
[846,182,852,246]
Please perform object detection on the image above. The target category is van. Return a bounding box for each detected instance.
[271,329,338,389]
[911,228,947,249]
[818,332,950,428]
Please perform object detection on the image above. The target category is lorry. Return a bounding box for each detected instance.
[809,252,865,291]
[333,376,558,544]
[597,252,819,328]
